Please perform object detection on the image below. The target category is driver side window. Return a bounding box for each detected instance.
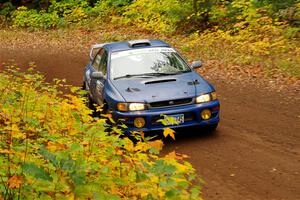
[99,50,108,75]
[92,49,104,69]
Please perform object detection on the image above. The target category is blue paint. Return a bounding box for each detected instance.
[83,40,220,132]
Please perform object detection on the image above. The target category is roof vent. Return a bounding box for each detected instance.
[128,39,151,47]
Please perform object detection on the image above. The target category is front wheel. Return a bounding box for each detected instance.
[206,123,218,132]
[87,96,95,110]
[82,82,94,110]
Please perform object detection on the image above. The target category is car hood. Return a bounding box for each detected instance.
[111,72,214,103]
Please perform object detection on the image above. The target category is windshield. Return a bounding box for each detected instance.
[110,47,191,79]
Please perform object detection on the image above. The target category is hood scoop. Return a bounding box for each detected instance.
[144,79,176,85]
[126,87,141,92]
[187,79,200,85]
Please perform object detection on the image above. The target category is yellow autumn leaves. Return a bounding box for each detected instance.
[0,66,202,199]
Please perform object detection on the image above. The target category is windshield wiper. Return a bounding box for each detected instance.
[144,72,175,76]
[143,71,190,76]
[138,71,190,76]
[113,71,190,80]
[114,73,154,80]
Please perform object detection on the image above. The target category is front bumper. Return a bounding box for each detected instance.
[112,100,220,132]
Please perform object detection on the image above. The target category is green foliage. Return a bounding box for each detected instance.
[181,21,300,77]
[12,6,59,29]
[1,0,299,77]
[0,2,15,18]
[96,0,133,11]
[0,66,202,199]
[118,0,190,33]
[8,0,92,28]
[88,0,133,24]
[0,2,14,26]
[48,0,90,23]
[2,0,300,35]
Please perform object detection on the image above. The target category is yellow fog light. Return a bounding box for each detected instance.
[134,117,145,128]
[201,109,211,120]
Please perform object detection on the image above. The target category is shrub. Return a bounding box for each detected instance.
[0,66,202,199]
[181,20,300,77]
[12,6,59,29]
[48,0,90,24]
[119,0,190,33]
[11,1,92,28]
[89,0,132,22]
[0,2,15,18]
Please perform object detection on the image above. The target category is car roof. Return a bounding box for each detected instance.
[102,39,171,52]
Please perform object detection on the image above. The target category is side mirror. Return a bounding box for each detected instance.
[91,71,104,79]
[191,61,202,69]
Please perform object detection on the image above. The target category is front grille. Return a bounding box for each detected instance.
[151,112,195,125]
[149,98,193,108]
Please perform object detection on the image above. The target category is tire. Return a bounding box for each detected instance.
[82,82,95,110]
[205,123,218,133]
[87,96,95,110]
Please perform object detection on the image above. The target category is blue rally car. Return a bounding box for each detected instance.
[83,39,220,132]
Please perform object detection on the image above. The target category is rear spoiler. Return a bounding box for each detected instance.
[89,43,107,61]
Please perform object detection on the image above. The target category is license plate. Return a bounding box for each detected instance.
[164,114,184,125]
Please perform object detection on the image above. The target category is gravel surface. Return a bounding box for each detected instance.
[1,46,300,200]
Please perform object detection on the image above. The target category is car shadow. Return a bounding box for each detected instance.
[162,126,220,146]
[155,126,221,157]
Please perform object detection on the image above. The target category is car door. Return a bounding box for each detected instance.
[89,49,104,103]
[90,48,108,105]
[85,45,103,89]
[94,49,108,105]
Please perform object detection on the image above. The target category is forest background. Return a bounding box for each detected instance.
[1,0,300,78]
[0,1,299,199]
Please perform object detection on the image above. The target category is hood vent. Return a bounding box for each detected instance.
[144,79,176,85]
[187,79,200,85]
[126,87,141,92]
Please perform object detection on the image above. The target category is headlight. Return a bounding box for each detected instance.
[117,103,146,111]
[196,92,217,103]
[129,103,145,111]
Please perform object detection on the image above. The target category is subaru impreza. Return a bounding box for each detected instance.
[83,39,220,132]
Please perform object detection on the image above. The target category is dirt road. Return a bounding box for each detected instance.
[1,48,300,200]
